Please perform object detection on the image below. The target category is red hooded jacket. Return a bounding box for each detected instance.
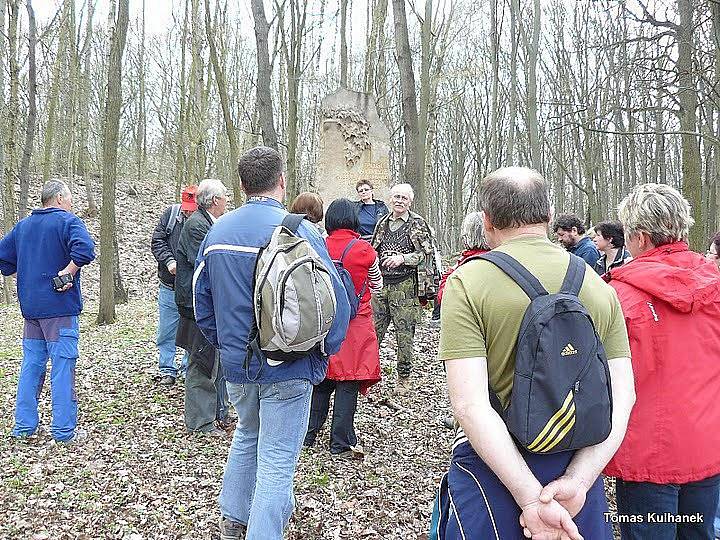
[603,242,720,483]
[324,230,381,393]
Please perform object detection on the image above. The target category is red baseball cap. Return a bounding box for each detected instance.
[181,185,198,212]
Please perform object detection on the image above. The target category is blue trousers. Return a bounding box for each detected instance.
[157,283,188,377]
[616,475,720,540]
[13,316,80,442]
[437,441,612,540]
[219,379,312,540]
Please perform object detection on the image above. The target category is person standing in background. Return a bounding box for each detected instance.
[150,186,196,386]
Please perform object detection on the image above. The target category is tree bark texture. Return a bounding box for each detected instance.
[18,0,38,219]
[98,0,130,325]
[251,0,278,149]
[392,0,425,216]
[677,0,703,249]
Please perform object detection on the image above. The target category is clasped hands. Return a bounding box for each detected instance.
[519,475,589,540]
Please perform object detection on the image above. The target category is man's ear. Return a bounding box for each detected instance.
[481,210,493,232]
[279,174,286,190]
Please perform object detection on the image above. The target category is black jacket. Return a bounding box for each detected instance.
[151,205,186,288]
[175,207,213,319]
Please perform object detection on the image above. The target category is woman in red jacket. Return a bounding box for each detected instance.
[303,198,383,458]
[603,184,720,540]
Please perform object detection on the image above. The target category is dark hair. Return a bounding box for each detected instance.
[356,180,373,191]
[480,168,550,229]
[595,221,625,249]
[553,213,586,235]
[325,198,359,233]
[237,146,283,195]
[289,192,324,223]
[710,231,720,253]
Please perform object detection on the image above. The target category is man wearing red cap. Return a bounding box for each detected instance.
[150,186,197,386]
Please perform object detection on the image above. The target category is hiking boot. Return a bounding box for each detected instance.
[58,428,88,446]
[440,416,456,430]
[395,376,412,396]
[219,516,246,540]
[331,445,365,461]
[199,427,227,438]
[158,375,176,386]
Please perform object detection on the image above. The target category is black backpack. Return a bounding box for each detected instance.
[472,251,613,454]
[332,239,367,320]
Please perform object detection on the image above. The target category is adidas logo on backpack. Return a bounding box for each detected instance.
[245,214,337,370]
[466,251,613,454]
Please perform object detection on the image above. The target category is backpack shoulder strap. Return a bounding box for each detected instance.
[339,238,359,262]
[560,254,586,296]
[281,213,306,235]
[476,251,548,300]
[165,204,181,235]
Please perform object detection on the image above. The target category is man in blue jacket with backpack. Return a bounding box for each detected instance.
[0,180,95,444]
[193,146,350,540]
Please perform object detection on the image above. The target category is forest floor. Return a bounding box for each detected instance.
[0,176,621,539]
[0,301,450,540]
[0,175,454,539]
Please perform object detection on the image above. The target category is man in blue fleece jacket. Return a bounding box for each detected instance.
[0,180,95,443]
[193,147,350,539]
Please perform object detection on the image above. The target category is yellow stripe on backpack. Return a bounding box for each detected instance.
[527,390,575,452]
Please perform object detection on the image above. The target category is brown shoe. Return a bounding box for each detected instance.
[395,376,411,395]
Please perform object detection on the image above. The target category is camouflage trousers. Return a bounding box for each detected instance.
[373,277,420,378]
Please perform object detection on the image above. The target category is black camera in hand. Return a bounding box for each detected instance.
[52,273,74,292]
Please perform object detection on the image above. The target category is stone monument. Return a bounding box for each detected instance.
[315,89,391,207]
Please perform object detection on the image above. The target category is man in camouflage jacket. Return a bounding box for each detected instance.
[371,183,436,394]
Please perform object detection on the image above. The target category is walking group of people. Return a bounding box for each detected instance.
[1,149,720,540]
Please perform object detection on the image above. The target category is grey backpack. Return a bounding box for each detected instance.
[246,214,337,371]
[471,251,613,453]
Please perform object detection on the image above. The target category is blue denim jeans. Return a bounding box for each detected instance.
[616,475,720,540]
[157,283,188,377]
[13,316,79,442]
[715,498,720,539]
[219,379,312,540]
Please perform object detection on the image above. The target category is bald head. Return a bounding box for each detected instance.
[479,167,551,230]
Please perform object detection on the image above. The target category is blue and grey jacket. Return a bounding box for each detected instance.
[0,207,95,319]
[569,236,600,268]
[193,197,351,385]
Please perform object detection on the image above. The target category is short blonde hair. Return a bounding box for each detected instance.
[390,183,414,202]
[618,183,693,246]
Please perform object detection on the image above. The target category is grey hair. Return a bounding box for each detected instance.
[196,178,227,209]
[391,183,415,202]
[618,183,693,246]
[461,211,490,250]
[41,180,71,206]
[480,167,551,229]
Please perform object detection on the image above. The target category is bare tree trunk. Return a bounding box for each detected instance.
[339,0,348,88]
[3,0,19,224]
[506,0,520,165]
[677,0,703,249]
[391,0,425,215]
[174,0,190,195]
[18,0,38,219]
[526,0,541,170]
[0,0,10,303]
[79,0,98,217]
[363,0,388,95]
[488,0,500,169]
[42,0,71,184]
[97,0,129,325]
[205,0,240,199]
[251,0,278,149]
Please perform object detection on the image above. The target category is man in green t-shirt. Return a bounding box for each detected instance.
[437,167,635,540]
